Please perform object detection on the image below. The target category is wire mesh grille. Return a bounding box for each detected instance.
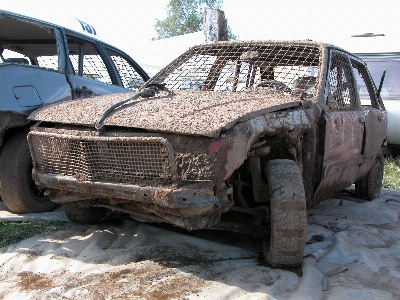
[149,42,321,98]
[30,134,175,183]
[327,50,358,109]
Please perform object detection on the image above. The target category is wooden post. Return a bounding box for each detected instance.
[204,8,228,42]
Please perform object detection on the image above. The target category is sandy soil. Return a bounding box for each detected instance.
[0,188,399,299]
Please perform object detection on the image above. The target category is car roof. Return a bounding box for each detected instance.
[0,10,121,52]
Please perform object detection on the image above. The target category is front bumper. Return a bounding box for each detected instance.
[32,170,231,230]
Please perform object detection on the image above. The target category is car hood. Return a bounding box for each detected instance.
[28,90,302,138]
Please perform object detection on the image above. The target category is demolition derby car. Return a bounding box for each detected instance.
[27,40,387,266]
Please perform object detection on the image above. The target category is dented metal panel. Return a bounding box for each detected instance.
[29,90,302,138]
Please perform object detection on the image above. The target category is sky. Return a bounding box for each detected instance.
[1,0,399,71]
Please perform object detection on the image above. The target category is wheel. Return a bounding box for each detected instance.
[263,159,307,267]
[0,130,58,213]
[355,149,384,200]
[63,203,108,224]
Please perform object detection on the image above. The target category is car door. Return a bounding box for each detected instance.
[350,58,387,178]
[64,34,144,99]
[314,50,365,201]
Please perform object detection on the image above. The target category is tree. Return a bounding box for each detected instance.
[153,0,236,40]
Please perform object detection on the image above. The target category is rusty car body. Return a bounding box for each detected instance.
[27,41,387,266]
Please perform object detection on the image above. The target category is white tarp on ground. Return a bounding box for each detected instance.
[0,188,400,299]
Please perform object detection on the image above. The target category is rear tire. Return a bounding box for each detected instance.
[63,203,108,224]
[0,130,58,213]
[263,159,307,267]
[355,149,384,200]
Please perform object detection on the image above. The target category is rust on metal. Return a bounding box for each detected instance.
[26,40,387,233]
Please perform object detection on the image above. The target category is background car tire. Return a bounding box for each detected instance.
[355,148,384,200]
[263,159,307,267]
[63,203,108,224]
[0,130,58,213]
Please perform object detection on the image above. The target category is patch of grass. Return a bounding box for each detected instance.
[0,220,75,248]
[383,157,400,190]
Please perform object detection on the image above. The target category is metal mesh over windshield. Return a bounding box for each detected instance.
[150,41,321,98]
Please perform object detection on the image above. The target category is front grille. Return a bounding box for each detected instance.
[28,132,176,184]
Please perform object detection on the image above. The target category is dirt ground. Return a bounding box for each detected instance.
[1,188,400,300]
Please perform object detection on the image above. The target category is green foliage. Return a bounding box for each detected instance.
[383,156,400,190]
[153,0,236,40]
[0,220,74,248]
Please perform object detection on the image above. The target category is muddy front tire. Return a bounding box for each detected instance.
[355,148,384,200]
[0,130,58,213]
[263,159,307,267]
[63,203,108,224]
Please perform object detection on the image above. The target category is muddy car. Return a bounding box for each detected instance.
[27,41,387,266]
[0,10,149,214]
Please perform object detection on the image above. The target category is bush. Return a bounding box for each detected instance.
[383,157,400,190]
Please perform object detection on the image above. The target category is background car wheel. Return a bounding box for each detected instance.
[0,130,58,213]
[355,148,384,200]
[263,159,307,267]
[63,203,108,224]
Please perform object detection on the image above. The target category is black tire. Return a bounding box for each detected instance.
[263,159,307,267]
[63,203,108,224]
[0,130,58,213]
[355,149,384,200]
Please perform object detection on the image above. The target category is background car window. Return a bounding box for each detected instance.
[360,56,400,101]
[36,55,59,70]
[106,49,145,89]
[327,51,358,109]
[67,36,112,84]
[1,39,59,71]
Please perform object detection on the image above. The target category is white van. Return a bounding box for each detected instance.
[339,33,400,155]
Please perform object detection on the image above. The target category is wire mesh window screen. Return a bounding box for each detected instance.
[327,51,358,109]
[69,54,112,84]
[37,55,59,70]
[150,42,320,97]
[108,54,145,89]
[66,37,112,84]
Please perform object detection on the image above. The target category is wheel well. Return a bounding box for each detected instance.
[227,136,299,209]
[0,124,32,156]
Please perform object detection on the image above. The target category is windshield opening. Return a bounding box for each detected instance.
[150,42,320,99]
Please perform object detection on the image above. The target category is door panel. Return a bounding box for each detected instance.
[65,35,130,98]
[313,110,364,203]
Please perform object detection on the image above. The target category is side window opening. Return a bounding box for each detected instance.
[352,60,378,108]
[106,48,145,89]
[1,25,59,70]
[66,36,112,84]
[327,51,358,110]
